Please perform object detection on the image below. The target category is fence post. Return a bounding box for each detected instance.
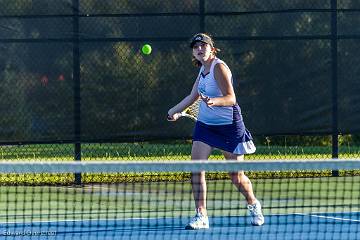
[331,0,339,177]
[199,0,205,32]
[73,0,82,184]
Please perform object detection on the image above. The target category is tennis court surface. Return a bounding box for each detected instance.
[1,160,359,239]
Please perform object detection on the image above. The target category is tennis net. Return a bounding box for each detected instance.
[0,160,360,240]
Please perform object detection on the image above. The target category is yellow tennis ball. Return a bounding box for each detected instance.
[141,44,152,55]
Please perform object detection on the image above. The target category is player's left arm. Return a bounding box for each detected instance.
[204,63,236,107]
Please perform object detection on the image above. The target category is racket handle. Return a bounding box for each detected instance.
[167,114,177,121]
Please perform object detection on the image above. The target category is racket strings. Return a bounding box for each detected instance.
[185,99,201,118]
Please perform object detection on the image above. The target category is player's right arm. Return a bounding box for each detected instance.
[167,77,200,121]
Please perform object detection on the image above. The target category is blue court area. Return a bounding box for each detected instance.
[2,212,359,240]
[1,168,360,239]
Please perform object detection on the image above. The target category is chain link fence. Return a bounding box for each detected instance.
[0,0,359,162]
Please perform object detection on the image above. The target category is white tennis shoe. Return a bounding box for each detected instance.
[185,211,209,230]
[248,200,265,226]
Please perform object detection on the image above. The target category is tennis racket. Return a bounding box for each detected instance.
[168,99,201,122]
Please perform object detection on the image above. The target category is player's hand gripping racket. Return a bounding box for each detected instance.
[167,99,200,122]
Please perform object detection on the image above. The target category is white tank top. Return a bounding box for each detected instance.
[197,58,243,125]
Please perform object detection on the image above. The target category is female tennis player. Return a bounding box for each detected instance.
[167,33,264,230]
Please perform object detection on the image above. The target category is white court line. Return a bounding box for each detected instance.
[295,213,360,222]
[0,218,114,225]
[0,216,175,225]
[2,212,360,225]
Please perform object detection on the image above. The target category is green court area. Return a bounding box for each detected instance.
[0,143,359,185]
[1,175,359,223]
[0,142,359,161]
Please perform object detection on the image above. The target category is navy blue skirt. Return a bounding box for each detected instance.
[193,121,256,155]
